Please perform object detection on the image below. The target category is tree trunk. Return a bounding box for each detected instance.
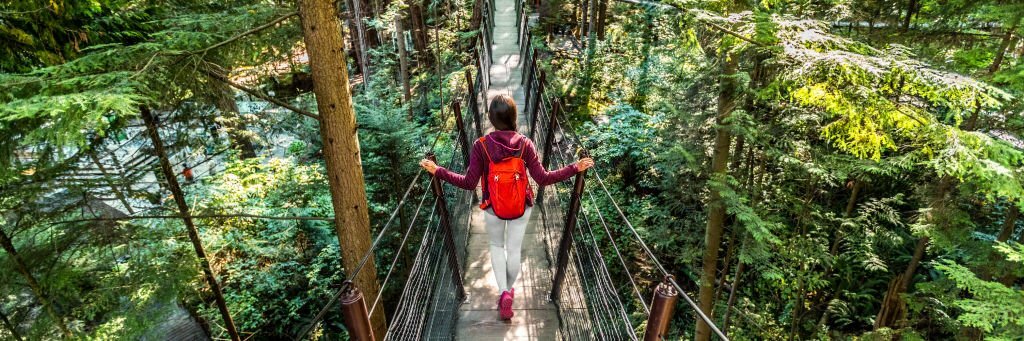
[998,205,1018,242]
[875,175,946,329]
[817,179,862,328]
[990,15,1021,74]
[346,0,371,82]
[696,52,740,341]
[0,307,22,341]
[902,0,917,31]
[297,0,387,337]
[363,0,382,49]
[396,18,413,118]
[998,206,1019,285]
[722,255,745,335]
[580,0,589,41]
[140,107,241,341]
[828,180,862,261]
[596,0,608,40]
[875,234,929,329]
[88,152,136,214]
[999,224,1024,285]
[713,225,739,310]
[343,6,362,72]
[715,134,744,305]
[215,82,257,159]
[587,0,598,45]
[409,2,429,65]
[0,228,70,337]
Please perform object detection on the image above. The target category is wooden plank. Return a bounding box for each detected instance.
[455,0,562,336]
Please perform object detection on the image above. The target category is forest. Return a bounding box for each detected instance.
[1,0,1023,340]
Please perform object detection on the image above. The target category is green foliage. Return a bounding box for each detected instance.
[543,0,1024,339]
[934,259,1024,338]
[181,157,343,338]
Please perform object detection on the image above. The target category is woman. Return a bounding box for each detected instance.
[419,95,594,320]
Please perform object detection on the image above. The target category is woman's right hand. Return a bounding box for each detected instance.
[420,159,438,174]
[576,157,594,172]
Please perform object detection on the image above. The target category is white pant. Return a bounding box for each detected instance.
[484,206,532,292]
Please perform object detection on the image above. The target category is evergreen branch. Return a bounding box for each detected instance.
[201,66,320,120]
[612,0,762,45]
[52,213,334,225]
[135,11,299,80]
[196,11,299,55]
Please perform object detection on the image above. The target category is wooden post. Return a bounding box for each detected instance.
[453,101,471,163]
[550,150,588,301]
[141,107,241,341]
[465,69,483,137]
[529,71,546,141]
[340,284,376,341]
[523,52,535,112]
[644,276,680,341]
[453,100,480,204]
[522,41,535,88]
[515,0,522,38]
[540,99,558,169]
[427,153,467,300]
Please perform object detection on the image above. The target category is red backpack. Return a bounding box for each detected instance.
[479,136,530,219]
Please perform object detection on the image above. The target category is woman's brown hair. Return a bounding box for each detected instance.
[488,95,517,131]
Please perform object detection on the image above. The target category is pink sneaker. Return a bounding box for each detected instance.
[499,290,514,320]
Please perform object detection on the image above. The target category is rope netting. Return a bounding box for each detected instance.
[514,0,732,336]
[529,93,637,339]
[529,87,729,339]
[385,94,483,339]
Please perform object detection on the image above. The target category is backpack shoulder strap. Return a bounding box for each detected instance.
[479,136,494,163]
[516,134,527,159]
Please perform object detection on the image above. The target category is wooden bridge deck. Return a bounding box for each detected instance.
[454,0,562,338]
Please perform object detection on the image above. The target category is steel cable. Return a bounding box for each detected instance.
[551,102,731,340]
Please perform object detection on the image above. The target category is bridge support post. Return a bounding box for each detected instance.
[523,50,535,111]
[340,284,376,341]
[465,69,483,137]
[540,99,559,169]
[521,31,533,82]
[528,70,546,140]
[520,27,532,68]
[453,101,471,164]
[550,150,588,302]
[453,101,480,204]
[644,276,680,341]
[536,100,560,206]
[427,153,467,300]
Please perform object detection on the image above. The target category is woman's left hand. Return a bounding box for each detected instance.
[420,159,438,174]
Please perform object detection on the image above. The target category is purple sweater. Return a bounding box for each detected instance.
[435,130,579,206]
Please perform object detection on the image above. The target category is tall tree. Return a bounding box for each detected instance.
[0,227,71,337]
[396,18,412,115]
[990,14,1021,74]
[0,307,21,341]
[696,49,741,341]
[297,0,387,337]
[141,107,241,341]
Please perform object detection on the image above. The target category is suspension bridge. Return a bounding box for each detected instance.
[290,0,730,339]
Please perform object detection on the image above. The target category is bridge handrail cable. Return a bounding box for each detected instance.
[551,103,731,340]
